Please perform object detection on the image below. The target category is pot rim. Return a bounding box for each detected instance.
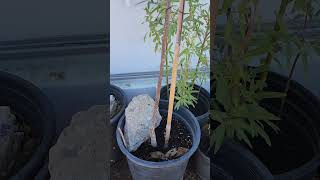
[110,84,127,125]
[116,101,200,168]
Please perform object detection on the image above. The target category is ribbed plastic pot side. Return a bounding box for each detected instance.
[116,100,201,180]
[110,84,127,164]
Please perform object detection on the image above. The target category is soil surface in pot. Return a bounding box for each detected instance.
[248,101,316,175]
[0,114,39,179]
[111,158,201,180]
[132,116,193,162]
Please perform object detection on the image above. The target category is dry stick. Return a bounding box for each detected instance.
[118,128,128,148]
[164,0,186,148]
[150,0,172,147]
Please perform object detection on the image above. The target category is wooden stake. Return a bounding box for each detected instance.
[118,128,128,149]
[164,0,186,148]
[150,0,172,147]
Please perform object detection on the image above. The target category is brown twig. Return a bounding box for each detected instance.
[150,0,172,147]
[164,0,186,148]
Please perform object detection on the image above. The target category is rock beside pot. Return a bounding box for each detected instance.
[0,106,23,177]
[49,105,108,180]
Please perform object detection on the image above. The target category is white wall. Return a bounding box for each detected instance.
[110,0,210,75]
[110,0,160,74]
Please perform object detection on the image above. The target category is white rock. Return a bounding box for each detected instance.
[124,94,162,152]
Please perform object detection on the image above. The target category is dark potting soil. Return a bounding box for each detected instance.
[1,115,39,179]
[248,101,316,175]
[132,116,193,162]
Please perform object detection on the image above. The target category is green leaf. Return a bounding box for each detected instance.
[231,104,280,120]
[213,125,226,154]
[256,125,272,146]
[210,110,228,123]
[263,120,280,133]
[216,77,232,111]
[236,129,253,148]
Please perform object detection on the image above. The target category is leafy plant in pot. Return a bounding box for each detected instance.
[210,0,320,179]
[115,0,209,179]
[145,0,211,126]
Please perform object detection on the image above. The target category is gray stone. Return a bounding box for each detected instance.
[124,94,162,152]
[0,106,22,177]
[49,105,108,180]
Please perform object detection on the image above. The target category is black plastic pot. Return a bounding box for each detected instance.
[0,71,56,180]
[244,71,320,180]
[192,148,210,180]
[212,141,274,180]
[160,83,209,127]
[110,84,127,164]
[110,84,127,125]
[116,100,201,180]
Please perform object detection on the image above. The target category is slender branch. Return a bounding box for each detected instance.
[164,0,186,148]
[279,7,309,116]
[150,0,172,147]
[211,0,218,59]
[260,0,289,82]
[191,27,210,87]
[279,53,300,115]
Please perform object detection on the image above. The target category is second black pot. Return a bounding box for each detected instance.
[110,84,127,164]
[160,83,210,127]
[245,71,320,180]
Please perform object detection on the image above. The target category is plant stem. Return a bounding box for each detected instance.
[191,28,210,87]
[279,9,308,116]
[279,53,300,116]
[260,0,289,82]
[211,0,218,60]
[164,0,186,148]
[150,0,172,148]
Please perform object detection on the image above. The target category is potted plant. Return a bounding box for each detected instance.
[116,0,205,179]
[210,0,320,179]
[144,0,210,126]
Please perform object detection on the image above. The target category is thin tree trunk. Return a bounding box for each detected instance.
[150,0,172,147]
[211,0,218,60]
[164,0,186,148]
